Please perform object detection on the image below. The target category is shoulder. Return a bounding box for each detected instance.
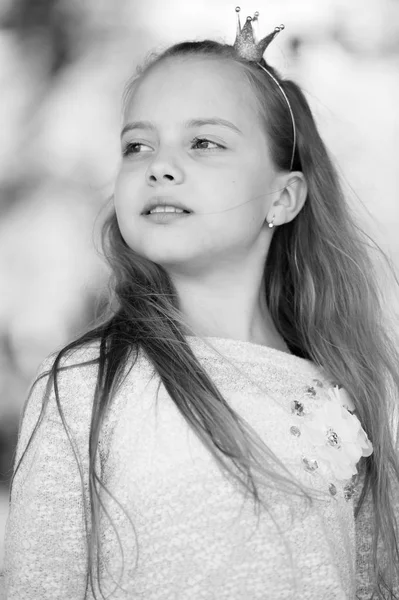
[31,340,102,398]
[23,341,102,427]
[36,340,101,377]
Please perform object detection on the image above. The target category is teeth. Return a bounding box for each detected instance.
[149,206,184,214]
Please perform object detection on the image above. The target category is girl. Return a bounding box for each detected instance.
[3,8,399,600]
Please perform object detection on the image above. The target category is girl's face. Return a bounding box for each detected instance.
[115,56,282,275]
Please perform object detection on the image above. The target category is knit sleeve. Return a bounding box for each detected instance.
[3,351,97,600]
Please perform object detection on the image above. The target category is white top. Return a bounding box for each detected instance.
[3,335,378,599]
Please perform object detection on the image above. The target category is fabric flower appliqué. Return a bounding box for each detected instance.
[300,385,373,481]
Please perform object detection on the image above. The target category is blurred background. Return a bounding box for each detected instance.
[0,0,398,578]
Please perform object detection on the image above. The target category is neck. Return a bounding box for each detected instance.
[170,266,290,354]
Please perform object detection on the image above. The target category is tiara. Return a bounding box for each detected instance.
[233,7,296,171]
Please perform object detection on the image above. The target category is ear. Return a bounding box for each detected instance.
[267,171,307,226]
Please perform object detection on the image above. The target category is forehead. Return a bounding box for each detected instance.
[124,56,261,132]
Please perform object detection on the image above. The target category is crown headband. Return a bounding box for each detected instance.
[233,7,296,171]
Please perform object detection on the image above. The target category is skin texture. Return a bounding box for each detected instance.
[115,56,307,348]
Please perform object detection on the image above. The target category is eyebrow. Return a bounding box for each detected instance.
[120,118,243,139]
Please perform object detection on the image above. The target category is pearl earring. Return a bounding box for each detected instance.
[268,215,275,228]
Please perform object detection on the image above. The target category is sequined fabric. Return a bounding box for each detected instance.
[2,335,391,598]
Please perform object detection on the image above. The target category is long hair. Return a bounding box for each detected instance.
[11,40,399,599]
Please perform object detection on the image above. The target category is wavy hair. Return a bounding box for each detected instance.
[11,40,399,598]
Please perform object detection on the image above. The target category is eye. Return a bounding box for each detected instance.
[122,142,152,157]
[191,137,225,151]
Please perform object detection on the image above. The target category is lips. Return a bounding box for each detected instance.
[144,211,191,223]
[141,196,192,215]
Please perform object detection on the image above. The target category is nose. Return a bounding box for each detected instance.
[146,149,184,186]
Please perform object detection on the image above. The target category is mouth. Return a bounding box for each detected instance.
[141,196,192,215]
[143,208,191,216]
[142,210,192,223]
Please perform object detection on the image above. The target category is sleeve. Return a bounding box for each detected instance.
[3,353,96,600]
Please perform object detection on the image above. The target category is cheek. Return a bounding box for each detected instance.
[114,173,125,208]
[222,175,268,238]
[222,176,266,220]
[113,178,141,248]
[201,203,263,249]
[114,171,141,218]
